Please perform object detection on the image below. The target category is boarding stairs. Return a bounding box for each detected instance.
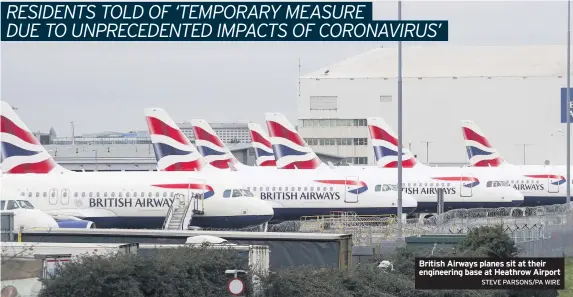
[163,193,204,230]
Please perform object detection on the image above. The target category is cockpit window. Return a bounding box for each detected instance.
[6,200,20,210]
[232,190,242,197]
[240,189,254,197]
[223,190,231,198]
[0,201,5,210]
[17,200,34,209]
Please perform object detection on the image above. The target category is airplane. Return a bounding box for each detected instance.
[257,113,524,219]
[0,192,61,230]
[144,107,419,222]
[460,120,570,206]
[0,101,275,229]
[247,123,276,167]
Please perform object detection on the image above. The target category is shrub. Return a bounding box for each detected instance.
[38,245,249,297]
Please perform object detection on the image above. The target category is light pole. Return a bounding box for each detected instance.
[92,149,98,172]
[567,0,571,204]
[418,141,433,164]
[396,0,404,240]
[516,143,532,165]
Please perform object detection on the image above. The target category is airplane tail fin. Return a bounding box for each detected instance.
[460,120,504,167]
[190,119,243,169]
[144,107,207,171]
[0,101,67,174]
[247,123,276,167]
[366,117,419,168]
[264,112,323,169]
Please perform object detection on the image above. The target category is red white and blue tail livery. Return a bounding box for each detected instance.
[191,119,243,170]
[1,101,67,174]
[247,123,276,167]
[144,108,207,172]
[366,117,419,168]
[460,120,505,167]
[264,112,323,170]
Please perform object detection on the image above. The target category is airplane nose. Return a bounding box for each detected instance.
[505,188,524,207]
[401,193,418,213]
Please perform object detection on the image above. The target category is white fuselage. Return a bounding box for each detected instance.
[297,164,526,213]
[1,171,275,229]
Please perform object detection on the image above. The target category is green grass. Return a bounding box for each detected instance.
[561,258,573,297]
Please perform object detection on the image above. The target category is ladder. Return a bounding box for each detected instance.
[163,194,193,230]
[163,192,205,230]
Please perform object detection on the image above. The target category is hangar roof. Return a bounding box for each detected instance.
[301,45,570,79]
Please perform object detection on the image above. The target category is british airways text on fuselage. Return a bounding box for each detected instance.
[89,197,175,208]
[260,191,341,200]
[513,184,545,191]
[403,187,457,195]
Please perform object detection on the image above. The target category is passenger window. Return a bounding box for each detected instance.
[232,190,242,197]
[63,191,67,197]
[74,192,78,197]
[304,187,307,191]
[126,192,130,198]
[104,192,107,198]
[278,187,282,191]
[323,187,327,191]
[43,192,47,198]
[111,192,115,198]
[148,192,152,197]
[119,192,122,198]
[266,187,269,191]
[156,192,159,197]
[36,192,40,198]
[82,192,85,198]
[223,190,231,198]
[170,192,174,197]
[89,192,93,198]
[310,187,314,191]
[163,192,167,197]
[375,185,381,192]
[291,187,295,191]
[259,187,263,191]
[330,187,333,191]
[272,187,275,191]
[28,192,32,198]
[7,200,19,210]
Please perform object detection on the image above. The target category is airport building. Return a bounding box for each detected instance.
[298,44,572,166]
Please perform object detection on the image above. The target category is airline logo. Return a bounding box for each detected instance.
[145,115,205,172]
[0,112,57,174]
[432,176,480,188]
[152,183,215,199]
[191,120,238,169]
[461,121,503,167]
[248,123,276,167]
[315,180,369,194]
[367,122,417,168]
[525,174,567,186]
[265,116,321,169]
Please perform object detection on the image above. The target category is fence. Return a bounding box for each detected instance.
[265,202,573,257]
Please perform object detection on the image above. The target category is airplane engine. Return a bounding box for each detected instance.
[56,219,96,229]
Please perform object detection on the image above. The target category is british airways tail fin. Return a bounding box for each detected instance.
[366,117,419,168]
[144,107,208,172]
[264,112,325,170]
[1,101,68,174]
[247,123,276,167]
[190,119,246,170]
[460,120,505,167]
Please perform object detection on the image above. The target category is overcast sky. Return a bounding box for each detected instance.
[1,1,568,137]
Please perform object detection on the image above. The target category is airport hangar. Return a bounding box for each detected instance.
[297,44,573,167]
